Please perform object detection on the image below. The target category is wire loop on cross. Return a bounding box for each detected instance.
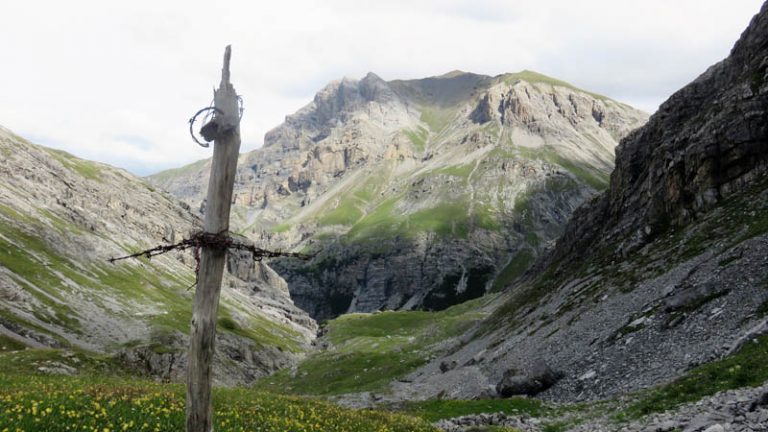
[188,96,244,148]
[188,107,223,147]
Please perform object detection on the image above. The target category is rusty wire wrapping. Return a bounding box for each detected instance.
[108,231,311,288]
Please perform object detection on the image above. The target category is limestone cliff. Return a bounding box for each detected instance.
[151,71,647,320]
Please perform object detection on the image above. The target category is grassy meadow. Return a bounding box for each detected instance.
[0,371,437,432]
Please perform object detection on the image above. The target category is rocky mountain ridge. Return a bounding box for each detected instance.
[0,126,317,384]
[389,0,768,406]
[150,70,648,320]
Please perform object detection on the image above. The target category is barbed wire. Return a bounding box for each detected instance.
[108,231,311,289]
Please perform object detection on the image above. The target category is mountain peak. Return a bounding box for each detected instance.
[435,70,473,79]
[152,67,648,320]
[362,71,384,82]
[492,70,614,101]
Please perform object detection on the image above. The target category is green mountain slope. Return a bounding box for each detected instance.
[0,126,316,383]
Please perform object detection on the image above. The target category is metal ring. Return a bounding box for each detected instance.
[188,106,223,147]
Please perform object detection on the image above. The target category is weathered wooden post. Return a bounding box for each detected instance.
[186,45,241,432]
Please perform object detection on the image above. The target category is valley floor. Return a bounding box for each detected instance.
[0,349,434,432]
[2,333,768,432]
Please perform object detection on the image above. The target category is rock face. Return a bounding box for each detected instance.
[0,126,316,383]
[431,382,768,432]
[552,3,768,264]
[434,412,542,432]
[151,71,647,321]
[570,383,768,432]
[394,2,768,404]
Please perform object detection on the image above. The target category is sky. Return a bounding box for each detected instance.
[0,0,763,176]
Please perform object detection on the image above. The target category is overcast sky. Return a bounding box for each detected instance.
[0,1,763,176]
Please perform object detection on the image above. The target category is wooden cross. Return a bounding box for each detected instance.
[186,45,241,432]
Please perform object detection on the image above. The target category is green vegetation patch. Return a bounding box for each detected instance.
[218,305,304,353]
[480,266,560,333]
[0,223,84,332]
[511,191,541,247]
[148,157,209,183]
[514,146,610,191]
[474,204,502,231]
[44,148,103,181]
[344,197,406,240]
[270,222,292,233]
[100,262,303,353]
[405,126,429,152]
[262,348,427,395]
[318,197,364,226]
[326,303,483,345]
[0,348,118,376]
[257,301,487,395]
[40,209,78,233]
[620,335,768,419]
[0,370,437,432]
[353,168,389,203]
[93,263,193,333]
[315,168,391,227]
[492,250,534,291]
[0,204,300,354]
[318,163,504,242]
[407,202,471,238]
[433,163,474,180]
[0,203,37,225]
[347,197,484,241]
[420,107,456,134]
[643,176,768,267]
[0,335,27,352]
[217,316,238,331]
[498,70,613,102]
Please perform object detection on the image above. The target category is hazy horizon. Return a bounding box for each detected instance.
[1,0,763,176]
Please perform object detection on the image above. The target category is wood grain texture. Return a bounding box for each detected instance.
[186,45,242,432]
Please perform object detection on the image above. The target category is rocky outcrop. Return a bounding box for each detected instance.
[432,381,768,432]
[0,126,316,383]
[552,2,768,264]
[388,1,768,405]
[114,330,298,386]
[570,384,768,432]
[496,362,562,397]
[151,70,647,320]
[434,412,542,432]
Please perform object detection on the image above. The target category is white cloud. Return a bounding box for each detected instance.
[0,0,763,175]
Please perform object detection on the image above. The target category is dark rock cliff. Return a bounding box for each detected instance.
[553,2,768,264]
[401,2,768,404]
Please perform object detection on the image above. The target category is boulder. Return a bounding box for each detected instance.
[663,279,727,312]
[439,360,458,373]
[496,362,562,397]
